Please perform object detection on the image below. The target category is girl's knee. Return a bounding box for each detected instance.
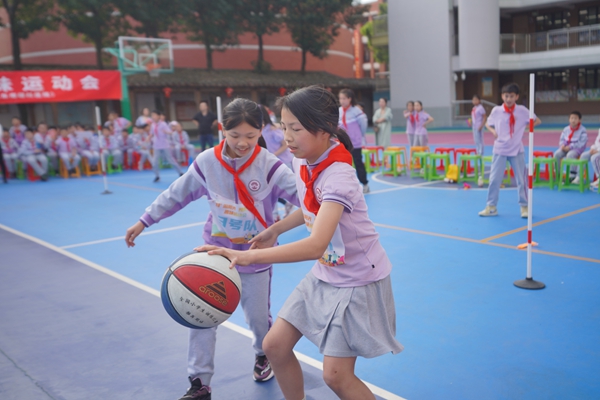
[322,367,350,392]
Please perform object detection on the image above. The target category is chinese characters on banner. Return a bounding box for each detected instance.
[0,70,122,104]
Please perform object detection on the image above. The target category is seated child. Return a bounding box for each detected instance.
[9,116,27,145]
[579,126,600,189]
[19,129,48,180]
[554,111,587,179]
[133,125,153,170]
[99,126,123,169]
[44,127,59,172]
[75,124,100,170]
[55,127,81,175]
[169,121,195,164]
[117,129,135,169]
[1,129,19,178]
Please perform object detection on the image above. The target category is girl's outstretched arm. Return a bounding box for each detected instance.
[197,202,344,269]
[248,208,305,250]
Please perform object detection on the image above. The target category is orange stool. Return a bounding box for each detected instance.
[409,146,430,169]
[82,158,101,176]
[533,151,554,180]
[58,158,81,179]
[181,148,189,167]
[434,147,455,170]
[456,148,477,174]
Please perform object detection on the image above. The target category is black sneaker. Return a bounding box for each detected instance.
[253,355,274,382]
[153,176,160,183]
[178,377,211,400]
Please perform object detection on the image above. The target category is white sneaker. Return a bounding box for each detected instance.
[572,176,580,184]
[477,176,484,187]
[520,206,528,219]
[590,179,599,188]
[478,206,498,217]
[363,184,370,194]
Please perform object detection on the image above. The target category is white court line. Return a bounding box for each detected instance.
[61,222,207,249]
[0,223,406,400]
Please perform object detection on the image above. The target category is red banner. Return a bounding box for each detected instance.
[0,70,122,104]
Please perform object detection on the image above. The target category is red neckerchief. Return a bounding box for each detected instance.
[415,112,420,123]
[503,104,516,136]
[213,140,267,229]
[179,131,184,145]
[566,123,580,145]
[472,106,477,116]
[300,143,353,215]
[409,112,415,125]
[62,136,70,152]
[342,106,350,128]
[29,138,36,150]
[105,136,110,148]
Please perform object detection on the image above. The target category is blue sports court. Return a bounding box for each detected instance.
[1,133,599,400]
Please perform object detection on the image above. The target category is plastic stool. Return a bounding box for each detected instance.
[456,148,477,174]
[362,146,383,173]
[382,146,408,177]
[410,151,430,179]
[533,151,554,181]
[82,158,101,176]
[458,154,482,183]
[59,158,81,179]
[433,147,455,170]
[107,155,122,174]
[409,146,430,170]
[558,158,589,193]
[533,157,556,189]
[482,155,512,185]
[428,153,450,180]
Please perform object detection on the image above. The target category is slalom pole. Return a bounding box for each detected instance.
[216,96,223,143]
[96,106,112,195]
[514,73,544,290]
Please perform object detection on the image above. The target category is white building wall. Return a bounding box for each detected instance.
[458,0,499,70]
[388,0,454,127]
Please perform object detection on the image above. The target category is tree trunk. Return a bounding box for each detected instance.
[257,34,264,64]
[95,39,104,70]
[301,49,307,74]
[10,25,22,70]
[205,41,213,70]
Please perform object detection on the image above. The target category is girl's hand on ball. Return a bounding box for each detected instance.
[125,221,145,248]
[249,229,278,250]
[194,245,252,269]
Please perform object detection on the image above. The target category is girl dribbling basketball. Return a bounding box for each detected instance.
[125,98,298,400]
[199,85,403,400]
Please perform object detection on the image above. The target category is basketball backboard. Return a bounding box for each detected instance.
[117,36,174,76]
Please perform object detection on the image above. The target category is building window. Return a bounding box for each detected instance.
[536,70,570,91]
[175,101,197,121]
[579,7,600,26]
[533,11,570,32]
[578,68,600,89]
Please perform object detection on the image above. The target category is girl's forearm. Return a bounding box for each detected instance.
[271,208,305,236]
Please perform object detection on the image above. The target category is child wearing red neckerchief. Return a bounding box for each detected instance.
[554,111,588,184]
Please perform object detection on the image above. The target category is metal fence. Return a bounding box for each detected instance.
[500,24,600,54]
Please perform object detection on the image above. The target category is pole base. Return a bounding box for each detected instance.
[101,190,113,195]
[514,277,545,290]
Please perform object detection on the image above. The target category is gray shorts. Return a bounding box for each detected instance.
[278,272,404,358]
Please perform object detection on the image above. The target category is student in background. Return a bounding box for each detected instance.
[579,121,599,189]
[554,111,587,183]
[117,129,135,169]
[471,95,487,155]
[403,101,416,147]
[19,129,48,181]
[75,124,100,170]
[107,111,131,135]
[56,127,81,175]
[193,101,218,151]
[44,127,59,172]
[373,98,393,149]
[169,121,196,164]
[150,110,182,182]
[135,107,152,127]
[1,127,18,180]
[99,126,123,171]
[413,101,434,147]
[9,116,27,145]
[338,88,369,193]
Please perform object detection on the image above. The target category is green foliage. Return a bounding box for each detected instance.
[117,0,181,38]
[238,0,285,73]
[179,0,241,70]
[2,0,58,40]
[359,6,389,65]
[57,0,130,68]
[282,0,357,73]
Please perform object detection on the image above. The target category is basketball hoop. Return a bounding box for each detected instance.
[146,63,161,78]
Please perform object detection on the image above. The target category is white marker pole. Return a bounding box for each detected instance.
[216,96,223,143]
[96,106,112,195]
[514,73,544,290]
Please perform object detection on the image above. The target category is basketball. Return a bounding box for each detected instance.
[160,251,242,329]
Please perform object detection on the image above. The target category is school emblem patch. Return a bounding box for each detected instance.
[316,187,323,202]
[248,180,261,191]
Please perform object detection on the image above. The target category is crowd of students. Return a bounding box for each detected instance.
[0,109,197,183]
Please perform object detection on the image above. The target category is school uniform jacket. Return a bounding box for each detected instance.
[559,125,588,155]
[140,142,299,274]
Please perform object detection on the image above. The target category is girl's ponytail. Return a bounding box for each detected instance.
[334,128,353,152]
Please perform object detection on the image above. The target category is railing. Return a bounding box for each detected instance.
[452,99,497,120]
[372,15,388,38]
[500,24,600,54]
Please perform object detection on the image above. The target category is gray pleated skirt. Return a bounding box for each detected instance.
[278,272,404,358]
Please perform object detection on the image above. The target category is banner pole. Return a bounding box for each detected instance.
[514,73,544,290]
[96,106,112,195]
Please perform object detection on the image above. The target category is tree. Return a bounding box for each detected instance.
[1,0,58,70]
[282,0,360,74]
[179,0,241,71]
[117,0,181,39]
[360,2,389,64]
[237,0,285,73]
[57,0,129,69]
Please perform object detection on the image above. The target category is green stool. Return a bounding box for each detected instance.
[361,147,380,173]
[46,156,56,176]
[558,158,589,193]
[382,148,408,177]
[482,155,512,185]
[106,155,122,174]
[533,157,556,189]
[410,151,430,179]
[15,160,25,180]
[428,153,450,181]
[457,154,482,184]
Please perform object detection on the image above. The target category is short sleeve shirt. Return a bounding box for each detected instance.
[487,104,535,156]
[193,111,217,136]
